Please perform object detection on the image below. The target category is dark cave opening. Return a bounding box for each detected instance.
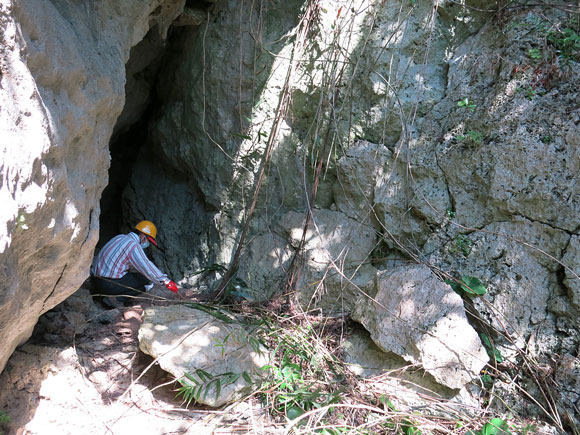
[97,25,176,247]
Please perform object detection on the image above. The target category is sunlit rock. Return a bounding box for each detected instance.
[352,265,488,389]
[138,305,269,407]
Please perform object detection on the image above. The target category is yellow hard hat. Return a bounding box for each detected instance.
[135,220,158,246]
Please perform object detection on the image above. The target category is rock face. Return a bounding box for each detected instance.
[138,305,269,407]
[2,0,580,425]
[352,265,488,389]
[0,0,185,373]
[281,209,377,312]
[130,0,579,410]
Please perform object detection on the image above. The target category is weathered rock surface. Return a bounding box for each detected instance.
[352,265,488,389]
[563,236,580,308]
[555,354,580,429]
[281,209,378,312]
[0,0,185,373]
[139,305,269,407]
[2,0,580,427]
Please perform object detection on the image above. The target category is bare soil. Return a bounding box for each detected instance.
[0,283,278,435]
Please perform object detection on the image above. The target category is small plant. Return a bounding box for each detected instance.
[458,97,477,111]
[446,208,456,219]
[262,353,341,420]
[481,372,493,388]
[540,134,552,143]
[452,234,472,256]
[547,27,580,61]
[456,130,483,144]
[381,396,422,435]
[466,417,512,435]
[524,85,536,100]
[479,332,504,363]
[526,48,542,60]
[446,275,486,298]
[176,369,253,406]
[259,315,345,423]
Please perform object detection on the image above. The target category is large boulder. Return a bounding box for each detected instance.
[138,305,269,407]
[352,265,488,389]
[0,0,185,373]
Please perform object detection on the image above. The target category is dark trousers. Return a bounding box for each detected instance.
[90,273,151,303]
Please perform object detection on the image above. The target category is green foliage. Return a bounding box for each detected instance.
[457,97,477,111]
[466,417,512,435]
[481,373,493,387]
[456,130,483,144]
[450,234,472,256]
[446,275,486,298]
[526,48,542,60]
[262,353,341,420]
[380,396,422,435]
[547,27,580,61]
[524,86,536,100]
[540,134,552,144]
[446,208,456,219]
[260,317,344,423]
[480,333,504,363]
[176,369,252,406]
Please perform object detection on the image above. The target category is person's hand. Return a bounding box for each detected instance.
[165,280,178,293]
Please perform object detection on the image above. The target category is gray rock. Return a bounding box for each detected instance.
[0,0,185,373]
[281,209,377,313]
[429,217,570,346]
[563,236,580,308]
[138,305,269,407]
[352,265,488,390]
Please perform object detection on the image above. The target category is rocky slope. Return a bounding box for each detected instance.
[1,0,579,429]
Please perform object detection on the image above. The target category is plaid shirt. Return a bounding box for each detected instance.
[92,233,169,284]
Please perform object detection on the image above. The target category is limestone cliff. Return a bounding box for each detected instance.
[1,0,579,426]
[0,0,186,373]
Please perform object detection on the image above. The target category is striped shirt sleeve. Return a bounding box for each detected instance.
[128,243,169,285]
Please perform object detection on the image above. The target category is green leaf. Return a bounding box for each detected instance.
[445,279,462,295]
[286,406,304,420]
[403,425,421,435]
[195,385,203,401]
[460,276,486,296]
[215,379,221,399]
[196,369,213,381]
[242,371,253,384]
[183,371,200,385]
[479,333,503,363]
[231,132,252,140]
[482,418,511,435]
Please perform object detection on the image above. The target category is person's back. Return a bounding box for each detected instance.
[90,221,178,308]
[93,233,139,279]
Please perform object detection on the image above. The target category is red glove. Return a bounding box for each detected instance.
[165,280,178,293]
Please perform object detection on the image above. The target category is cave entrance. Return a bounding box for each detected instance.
[97,26,172,246]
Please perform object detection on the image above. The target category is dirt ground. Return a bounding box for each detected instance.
[0,283,280,435]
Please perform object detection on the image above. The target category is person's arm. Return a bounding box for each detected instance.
[128,244,169,285]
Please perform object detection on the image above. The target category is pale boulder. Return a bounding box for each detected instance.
[352,265,488,389]
[138,305,269,407]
